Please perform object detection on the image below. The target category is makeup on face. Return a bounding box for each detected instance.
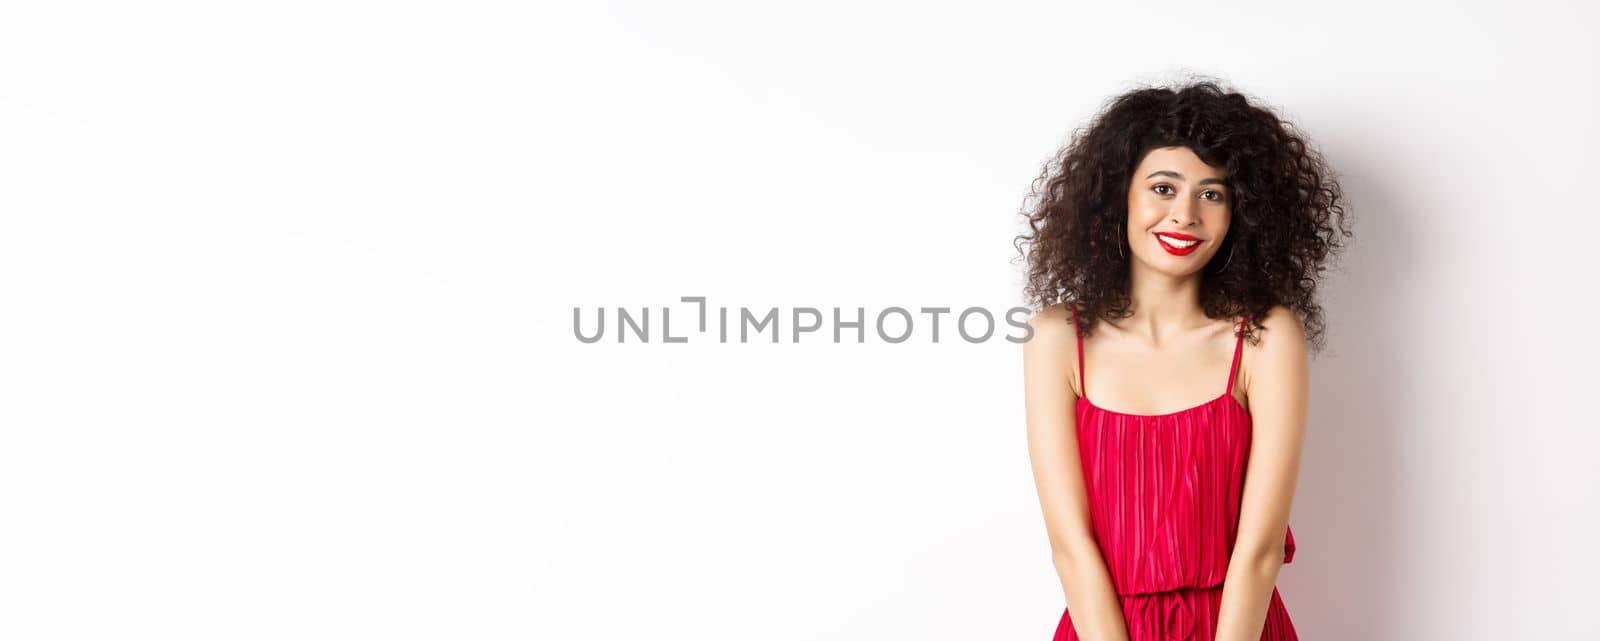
[1153,231,1203,256]
[1126,147,1232,269]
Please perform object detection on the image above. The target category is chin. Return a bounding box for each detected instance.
[1138,253,1213,278]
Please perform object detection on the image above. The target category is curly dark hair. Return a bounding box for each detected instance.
[1013,78,1352,354]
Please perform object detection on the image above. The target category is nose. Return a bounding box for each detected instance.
[1169,197,1200,227]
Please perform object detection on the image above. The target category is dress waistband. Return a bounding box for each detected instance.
[1117,585,1221,641]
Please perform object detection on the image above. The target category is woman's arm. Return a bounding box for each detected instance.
[1214,305,1310,641]
[1023,305,1129,641]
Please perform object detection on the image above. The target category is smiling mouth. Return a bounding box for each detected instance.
[1154,233,1202,255]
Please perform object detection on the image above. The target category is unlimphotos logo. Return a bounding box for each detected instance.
[574,296,1036,344]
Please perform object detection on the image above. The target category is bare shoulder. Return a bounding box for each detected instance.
[1253,304,1308,351]
[1026,302,1078,346]
[1030,301,1072,330]
[1023,302,1081,397]
[1241,304,1309,404]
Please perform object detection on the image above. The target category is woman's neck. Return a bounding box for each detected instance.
[1122,264,1207,342]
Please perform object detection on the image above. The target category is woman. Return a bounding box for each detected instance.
[1016,79,1351,641]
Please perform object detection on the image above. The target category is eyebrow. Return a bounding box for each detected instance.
[1145,170,1228,187]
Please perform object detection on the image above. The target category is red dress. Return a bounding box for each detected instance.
[1054,310,1298,641]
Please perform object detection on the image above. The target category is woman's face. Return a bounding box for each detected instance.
[1125,146,1232,276]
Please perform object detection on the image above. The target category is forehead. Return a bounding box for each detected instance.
[1134,146,1227,179]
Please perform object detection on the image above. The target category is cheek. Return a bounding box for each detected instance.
[1126,189,1151,212]
[1125,197,1163,228]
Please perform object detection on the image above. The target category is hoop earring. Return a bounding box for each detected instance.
[1116,223,1126,259]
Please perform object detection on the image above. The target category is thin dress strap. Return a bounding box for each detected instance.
[1225,314,1248,396]
[1070,306,1085,398]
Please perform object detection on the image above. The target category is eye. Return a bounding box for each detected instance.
[1152,184,1174,195]
[1201,190,1224,202]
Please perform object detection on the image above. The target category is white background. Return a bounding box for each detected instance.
[2,1,1596,639]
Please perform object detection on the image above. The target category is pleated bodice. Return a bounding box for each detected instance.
[1070,309,1296,597]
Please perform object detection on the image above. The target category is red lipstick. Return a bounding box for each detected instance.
[1154,231,1203,256]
